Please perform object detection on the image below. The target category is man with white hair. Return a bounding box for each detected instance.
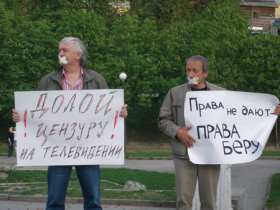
[13,37,128,210]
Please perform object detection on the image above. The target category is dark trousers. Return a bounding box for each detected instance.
[7,137,14,157]
[46,165,102,210]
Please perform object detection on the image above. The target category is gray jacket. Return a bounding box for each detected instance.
[158,81,224,158]
[38,68,108,90]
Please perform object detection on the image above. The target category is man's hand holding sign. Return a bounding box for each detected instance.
[185,91,279,164]
[176,126,195,148]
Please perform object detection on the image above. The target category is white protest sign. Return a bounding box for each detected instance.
[185,91,278,164]
[15,89,124,166]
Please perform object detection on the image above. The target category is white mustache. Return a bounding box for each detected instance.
[58,56,68,65]
[187,77,199,85]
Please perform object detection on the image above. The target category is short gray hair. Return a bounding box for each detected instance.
[186,55,208,72]
[59,37,87,67]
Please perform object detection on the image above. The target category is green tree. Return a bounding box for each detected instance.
[1,0,280,137]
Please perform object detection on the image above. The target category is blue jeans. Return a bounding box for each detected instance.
[46,165,102,210]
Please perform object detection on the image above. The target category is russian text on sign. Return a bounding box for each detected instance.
[15,89,125,166]
[185,91,278,164]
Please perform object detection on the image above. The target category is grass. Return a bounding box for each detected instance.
[0,142,8,155]
[127,145,280,159]
[127,150,172,159]
[266,174,280,210]
[0,168,176,202]
[262,150,280,157]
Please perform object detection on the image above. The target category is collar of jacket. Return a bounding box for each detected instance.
[49,67,95,84]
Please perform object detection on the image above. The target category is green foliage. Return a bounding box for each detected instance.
[0,0,280,131]
[130,0,212,25]
[0,7,57,122]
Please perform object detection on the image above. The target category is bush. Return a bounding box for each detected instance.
[0,0,279,136]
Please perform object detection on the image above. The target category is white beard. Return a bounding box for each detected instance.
[58,56,68,65]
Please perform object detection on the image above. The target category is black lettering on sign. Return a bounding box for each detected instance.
[189,97,224,117]
[42,145,123,159]
[95,94,114,116]
[20,148,35,160]
[226,108,237,116]
[52,95,65,113]
[86,122,97,139]
[36,121,110,145]
[36,123,48,146]
[32,92,110,117]
[65,122,77,141]
[30,93,49,119]
[77,123,86,140]
[63,94,77,113]
[59,123,69,137]
[242,106,271,117]
[79,94,94,113]
[222,140,260,155]
[97,120,109,138]
[197,123,240,139]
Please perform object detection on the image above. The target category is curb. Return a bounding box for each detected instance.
[126,156,280,160]
[102,199,175,207]
[126,157,172,160]
[0,195,176,208]
[1,155,280,161]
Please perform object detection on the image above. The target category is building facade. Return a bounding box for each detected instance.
[240,0,280,33]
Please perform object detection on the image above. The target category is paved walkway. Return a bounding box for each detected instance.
[0,201,174,210]
[116,159,280,210]
[231,159,280,210]
[0,157,280,210]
